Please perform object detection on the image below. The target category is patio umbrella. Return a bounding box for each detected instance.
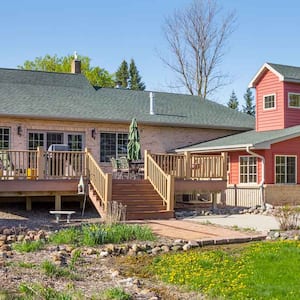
[127,118,141,161]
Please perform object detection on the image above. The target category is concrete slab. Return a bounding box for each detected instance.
[185,214,279,233]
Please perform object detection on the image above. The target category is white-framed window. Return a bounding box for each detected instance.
[28,131,84,151]
[275,155,296,184]
[239,156,257,184]
[100,132,128,162]
[0,127,10,149]
[263,94,276,110]
[288,93,300,108]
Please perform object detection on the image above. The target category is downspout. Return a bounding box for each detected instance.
[246,146,266,208]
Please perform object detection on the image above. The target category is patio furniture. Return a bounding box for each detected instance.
[110,157,121,179]
[119,156,130,179]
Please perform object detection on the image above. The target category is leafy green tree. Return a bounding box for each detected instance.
[243,88,255,116]
[129,59,145,90]
[18,54,115,87]
[115,60,129,88]
[227,90,239,110]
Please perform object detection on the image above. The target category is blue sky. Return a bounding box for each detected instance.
[0,0,299,107]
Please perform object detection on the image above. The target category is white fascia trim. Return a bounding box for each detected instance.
[248,63,284,88]
[175,144,254,153]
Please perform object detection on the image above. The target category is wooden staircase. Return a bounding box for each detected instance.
[88,179,174,220]
[112,179,174,220]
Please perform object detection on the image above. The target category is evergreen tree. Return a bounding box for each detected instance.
[227,90,239,110]
[115,60,129,88]
[243,88,255,116]
[129,59,146,90]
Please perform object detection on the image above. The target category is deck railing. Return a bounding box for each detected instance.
[86,151,111,211]
[144,150,174,211]
[151,151,227,180]
[0,148,86,180]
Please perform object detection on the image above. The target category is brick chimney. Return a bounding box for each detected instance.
[71,51,81,74]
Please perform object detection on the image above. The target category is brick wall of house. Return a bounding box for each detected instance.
[3,117,238,165]
[264,184,300,206]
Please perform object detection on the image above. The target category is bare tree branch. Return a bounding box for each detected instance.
[161,0,236,99]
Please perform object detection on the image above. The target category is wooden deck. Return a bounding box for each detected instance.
[0,149,228,219]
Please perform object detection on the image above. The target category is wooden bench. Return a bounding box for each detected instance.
[49,210,76,223]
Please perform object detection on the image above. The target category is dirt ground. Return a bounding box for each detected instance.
[0,202,205,299]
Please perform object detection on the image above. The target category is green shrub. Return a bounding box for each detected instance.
[12,240,44,253]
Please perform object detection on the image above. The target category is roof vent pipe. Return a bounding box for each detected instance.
[149,92,155,115]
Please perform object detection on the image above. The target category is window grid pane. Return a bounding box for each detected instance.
[275,156,296,184]
[239,156,257,184]
[100,133,128,162]
[68,134,83,151]
[28,132,44,150]
[0,128,10,149]
[47,133,63,149]
[264,95,275,109]
[289,94,300,107]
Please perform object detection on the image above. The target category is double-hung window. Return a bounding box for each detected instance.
[0,128,10,149]
[263,94,276,110]
[275,156,296,184]
[100,132,128,162]
[239,156,257,184]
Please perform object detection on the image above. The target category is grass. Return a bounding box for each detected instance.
[17,261,36,268]
[12,240,45,253]
[41,260,78,280]
[49,223,156,246]
[101,287,132,300]
[147,241,300,299]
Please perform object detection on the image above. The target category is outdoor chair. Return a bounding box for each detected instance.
[119,156,130,179]
[110,157,121,179]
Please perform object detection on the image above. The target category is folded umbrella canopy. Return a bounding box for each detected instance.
[127,118,141,161]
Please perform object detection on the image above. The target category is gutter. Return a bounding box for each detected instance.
[246,146,265,208]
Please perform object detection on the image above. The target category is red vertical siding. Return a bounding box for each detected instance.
[256,70,285,131]
[284,82,300,128]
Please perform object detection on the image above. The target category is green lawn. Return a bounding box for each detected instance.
[149,241,300,299]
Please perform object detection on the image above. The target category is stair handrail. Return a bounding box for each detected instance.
[85,149,112,211]
[144,150,174,211]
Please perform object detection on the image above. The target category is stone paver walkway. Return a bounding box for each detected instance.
[135,219,265,242]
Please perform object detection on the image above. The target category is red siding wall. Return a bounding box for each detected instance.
[228,137,300,185]
[256,70,285,131]
[284,82,300,128]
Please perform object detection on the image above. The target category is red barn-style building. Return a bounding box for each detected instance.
[177,63,300,206]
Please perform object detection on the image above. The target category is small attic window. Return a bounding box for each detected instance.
[263,94,276,110]
[288,93,300,108]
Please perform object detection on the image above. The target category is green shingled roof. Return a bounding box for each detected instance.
[176,125,300,152]
[268,63,300,82]
[0,68,255,130]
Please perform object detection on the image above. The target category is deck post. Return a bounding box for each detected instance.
[55,194,61,210]
[166,174,175,211]
[221,152,228,180]
[26,196,32,211]
[105,173,112,212]
[184,152,191,178]
[85,147,90,177]
[144,150,150,180]
[37,147,45,179]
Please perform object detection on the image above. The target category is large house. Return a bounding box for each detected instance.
[0,58,257,219]
[178,63,300,207]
